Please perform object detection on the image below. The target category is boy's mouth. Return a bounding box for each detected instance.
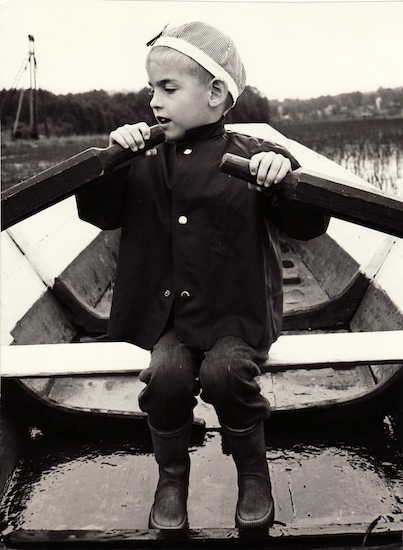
[156,117,171,125]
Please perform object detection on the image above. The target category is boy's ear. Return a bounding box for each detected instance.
[209,78,229,108]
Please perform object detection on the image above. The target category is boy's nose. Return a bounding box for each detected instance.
[150,92,162,110]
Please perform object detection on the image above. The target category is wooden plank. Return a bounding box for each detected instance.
[7,197,100,287]
[266,331,403,368]
[52,278,109,334]
[1,342,150,377]
[220,153,403,238]
[20,362,398,428]
[7,525,402,546]
[270,366,375,410]
[20,373,219,426]
[369,365,403,385]
[373,240,403,310]
[2,331,403,378]
[1,232,47,337]
[282,270,369,331]
[326,219,396,280]
[1,125,165,230]
[351,284,403,332]
[10,290,77,345]
[58,229,120,308]
[0,407,27,501]
[47,375,145,413]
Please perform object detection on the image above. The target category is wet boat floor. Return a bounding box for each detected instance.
[1,420,402,540]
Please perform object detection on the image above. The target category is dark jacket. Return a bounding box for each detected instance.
[76,118,329,350]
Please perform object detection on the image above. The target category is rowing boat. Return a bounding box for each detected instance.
[1,123,402,548]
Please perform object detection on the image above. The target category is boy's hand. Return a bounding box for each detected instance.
[109,122,158,157]
[248,151,291,191]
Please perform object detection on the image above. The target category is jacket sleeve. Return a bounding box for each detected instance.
[75,164,131,230]
[250,139,330,241]
[260,192,330,240]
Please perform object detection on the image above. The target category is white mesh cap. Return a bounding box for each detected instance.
[148,21,246,104]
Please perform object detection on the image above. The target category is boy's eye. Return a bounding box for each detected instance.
[148,88,154,97]
[164,87,176,94]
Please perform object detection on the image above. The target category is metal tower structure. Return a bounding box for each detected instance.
[1,35,39,139]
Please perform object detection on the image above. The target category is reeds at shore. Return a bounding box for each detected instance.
[279,117,403,197]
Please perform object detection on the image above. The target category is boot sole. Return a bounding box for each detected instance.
[235,500,274,530]
[149,507,189,530]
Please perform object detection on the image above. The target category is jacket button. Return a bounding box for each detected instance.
[164,290,171,297]
[180,290,191,299]
[178,216,188,225]
[183,148,192,155]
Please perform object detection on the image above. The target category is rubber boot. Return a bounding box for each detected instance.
[148,418,192,529]
[221,420,274,529]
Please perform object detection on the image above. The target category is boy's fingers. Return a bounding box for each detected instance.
[249,152,274,180]
[137,122,151,141]
[109,123,151,151]
[109,127,138,150]
[264,156,285,186]
[257,154,280,186]
[109,130,128,148]
[122,124,146,151]
[260,154,291,186]
[273,159,291,184]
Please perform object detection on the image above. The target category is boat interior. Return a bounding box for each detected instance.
[1,124,402,548]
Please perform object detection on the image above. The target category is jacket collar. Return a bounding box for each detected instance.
[177,117,225,145]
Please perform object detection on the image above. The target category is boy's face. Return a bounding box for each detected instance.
[147,57,216,141]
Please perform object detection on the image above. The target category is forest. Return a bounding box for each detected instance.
[1,84,402,138]
[0,85,270,138]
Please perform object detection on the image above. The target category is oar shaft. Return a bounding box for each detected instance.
[220,153,403,238]
[1,125,165,230]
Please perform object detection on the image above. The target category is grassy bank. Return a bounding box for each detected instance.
[1,132,108,191]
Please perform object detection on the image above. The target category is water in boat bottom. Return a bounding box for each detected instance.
[1,415,402,537]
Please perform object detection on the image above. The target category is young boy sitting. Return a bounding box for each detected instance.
[76,21,329,530]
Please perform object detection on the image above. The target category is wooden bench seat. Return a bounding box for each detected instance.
[2,331,402,430]
[2,330,402,378]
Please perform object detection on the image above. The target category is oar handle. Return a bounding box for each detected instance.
[98,124,165,170]
[219,152,296,188]
[220,152,403,238]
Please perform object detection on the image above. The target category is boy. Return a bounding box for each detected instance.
[76,21,329,530]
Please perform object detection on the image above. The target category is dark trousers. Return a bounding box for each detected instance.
[139,324,271,431]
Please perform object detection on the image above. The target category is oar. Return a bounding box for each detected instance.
[1,125,165,231]
[220,153,403,238]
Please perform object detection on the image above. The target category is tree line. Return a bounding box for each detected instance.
[0,85,271,138]
[1,84,401,138]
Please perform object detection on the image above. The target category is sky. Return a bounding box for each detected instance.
[0,0,402,102]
